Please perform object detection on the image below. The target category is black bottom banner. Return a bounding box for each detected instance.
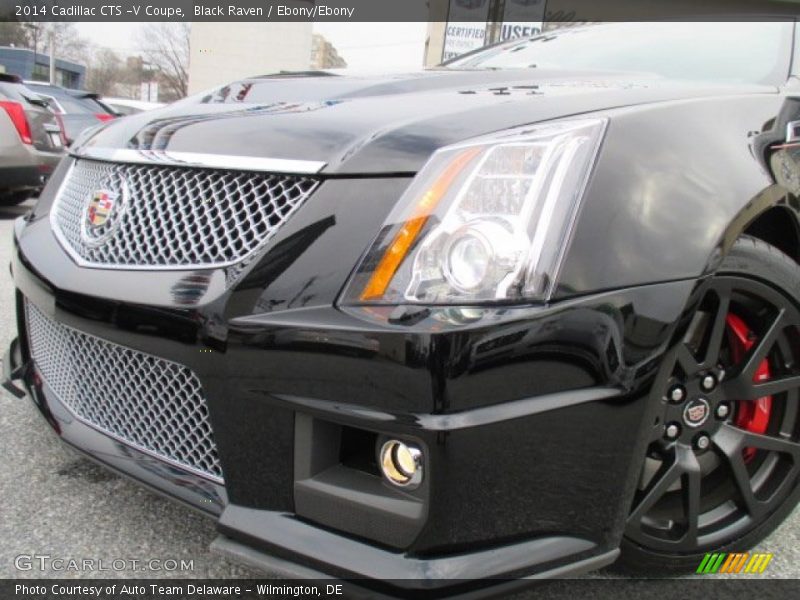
[2,579,799,600]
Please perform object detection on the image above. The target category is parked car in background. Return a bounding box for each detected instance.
[0,74,64,206]
[102,97,165,116]
[5,20,800,595]
[23,81,117,145]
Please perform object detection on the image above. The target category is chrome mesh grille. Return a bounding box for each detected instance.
[25,301,223,482]
[51,159,318,270]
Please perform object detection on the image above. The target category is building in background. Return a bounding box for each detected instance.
[424,0,546,66]
[0,46,85,88]
[188,23,313,95]
[310,34,347,69]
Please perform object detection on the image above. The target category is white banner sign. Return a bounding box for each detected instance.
[442,22,488,61]
[498,22,543,41]
[500,0,546,41]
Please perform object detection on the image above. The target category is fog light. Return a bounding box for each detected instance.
[379,440,423,488]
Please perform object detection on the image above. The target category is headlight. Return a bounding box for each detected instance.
[342,118,607,305]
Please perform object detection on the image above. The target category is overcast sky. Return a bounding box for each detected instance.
[74,22,428,69]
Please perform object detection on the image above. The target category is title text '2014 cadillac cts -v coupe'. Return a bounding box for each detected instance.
[5,20,800,596]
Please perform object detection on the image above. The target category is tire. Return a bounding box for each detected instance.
[0,190,33,206]
[617,235,800,574]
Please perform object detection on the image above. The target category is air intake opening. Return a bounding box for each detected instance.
[339,426,379,476]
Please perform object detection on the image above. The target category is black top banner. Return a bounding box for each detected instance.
[1,0,799,22]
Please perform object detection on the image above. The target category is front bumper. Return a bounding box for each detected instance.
[4,327,618,592]
[5,177,699,595]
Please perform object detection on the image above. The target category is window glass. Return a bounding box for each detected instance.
[449,22,792,85]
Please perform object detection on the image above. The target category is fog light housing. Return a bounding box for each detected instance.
[379,439,423,488]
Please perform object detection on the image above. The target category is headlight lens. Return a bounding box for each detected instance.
[445,227,492,291]
[342,118,607,305]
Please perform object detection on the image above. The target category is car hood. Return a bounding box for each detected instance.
[78,69,776,174]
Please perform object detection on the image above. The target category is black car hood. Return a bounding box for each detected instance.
[80,69,776,174]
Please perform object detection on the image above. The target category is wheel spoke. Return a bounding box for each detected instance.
[701,291,731,369]
[740,309,785,381]
[723,374,800,401]
[680,446,702,545]
[675,344,701,377]
[720,306,798,401]
[628,453,683,526]
[740,429,800,460]
[647,421,667,443]
[750,375,800,399]
[714,424,765,517]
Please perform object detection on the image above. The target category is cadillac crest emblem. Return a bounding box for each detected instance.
[87,189,117,228]
[81,182,128,246]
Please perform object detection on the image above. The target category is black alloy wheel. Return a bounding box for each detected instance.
[619,236,800,573]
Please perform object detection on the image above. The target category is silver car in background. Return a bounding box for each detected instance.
[23,81,117,145]
[0,74,64,206]
[101,97,164,116]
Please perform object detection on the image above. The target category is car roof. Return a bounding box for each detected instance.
[0,72,23,83]
[23,81,71,94]
[103,97,165,109]
[0,79,47,101]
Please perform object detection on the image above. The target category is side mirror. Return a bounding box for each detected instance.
[759,100,800,195]
[786,120,800,144]
[771,146,800,196]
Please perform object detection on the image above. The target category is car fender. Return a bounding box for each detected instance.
[554,92,791,299]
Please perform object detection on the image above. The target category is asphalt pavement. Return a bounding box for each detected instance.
[0,198,797,589]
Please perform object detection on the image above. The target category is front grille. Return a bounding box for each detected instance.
[51,159,318,271]
[25,301,223,482]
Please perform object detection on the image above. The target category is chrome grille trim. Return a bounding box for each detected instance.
[69,148,327,174]
[50,158,318,271]
[25,301,224,483]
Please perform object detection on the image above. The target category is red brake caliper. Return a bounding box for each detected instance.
[726,313,772,462]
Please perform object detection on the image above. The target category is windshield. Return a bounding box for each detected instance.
[447,22,792,85]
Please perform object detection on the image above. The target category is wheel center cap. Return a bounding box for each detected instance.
[683,397,711,428]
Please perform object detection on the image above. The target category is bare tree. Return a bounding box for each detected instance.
[136,23,190,101]
[18,22,89,63]
[0,21,32,48]
[113,57,148,100]
[50,22,89,63]
[86,48,122,95]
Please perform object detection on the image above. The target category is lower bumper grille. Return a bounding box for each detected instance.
[24,301,223,482]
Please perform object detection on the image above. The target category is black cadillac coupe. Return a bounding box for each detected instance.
[4,20,800,594]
